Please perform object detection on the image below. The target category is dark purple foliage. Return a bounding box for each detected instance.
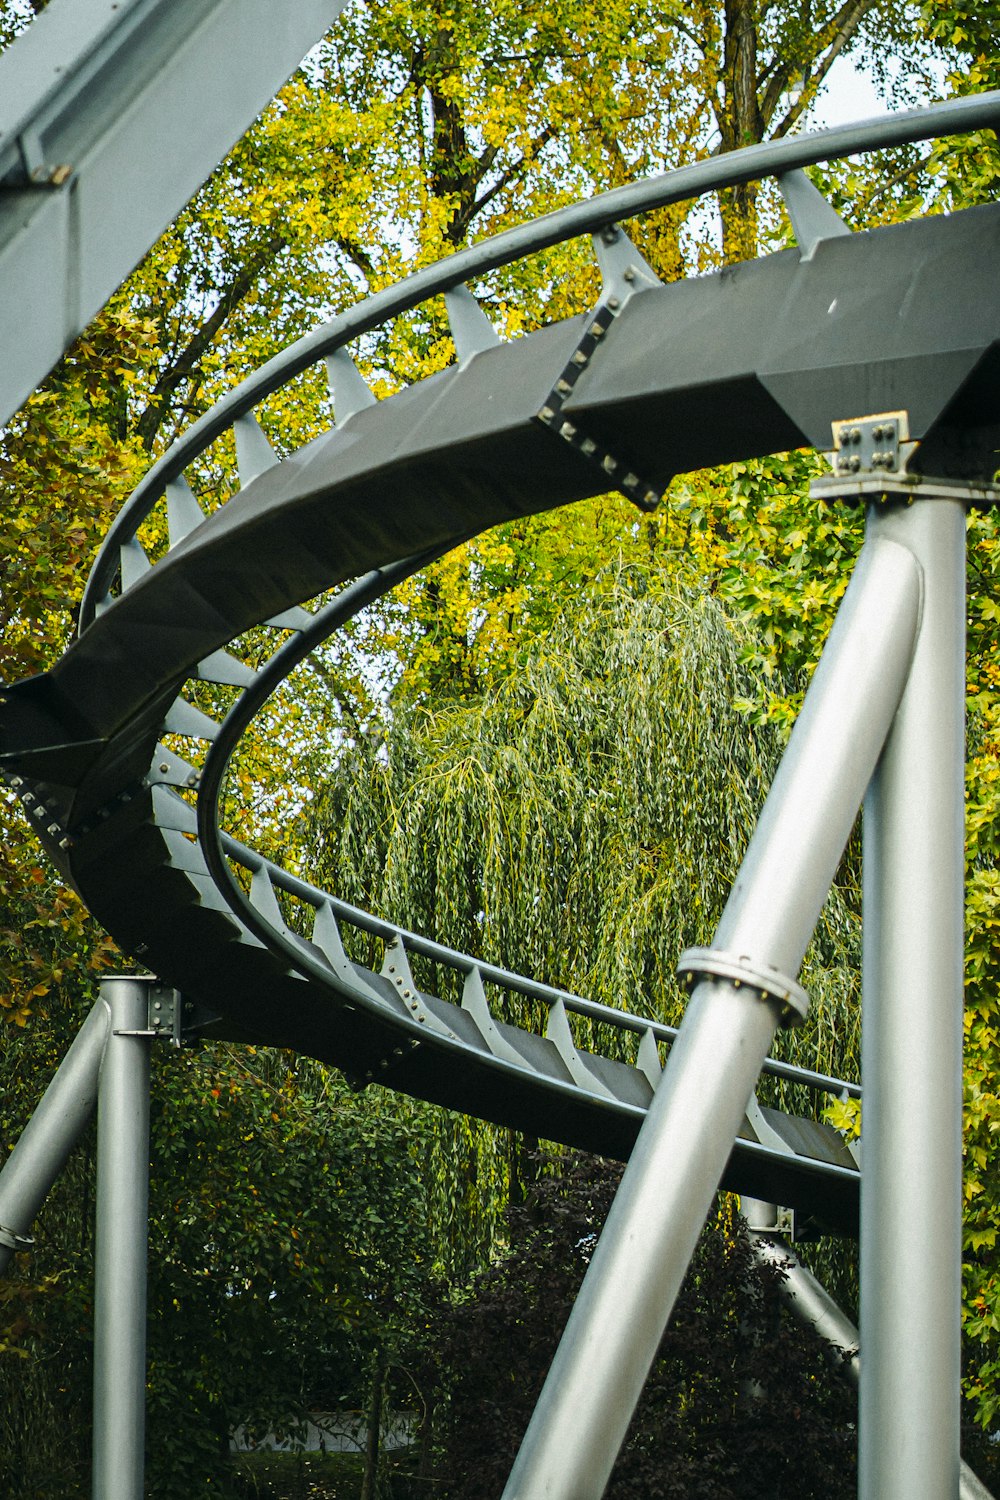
[425,1151,856,1500]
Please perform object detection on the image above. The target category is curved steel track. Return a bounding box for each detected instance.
[5,94,1000,1237]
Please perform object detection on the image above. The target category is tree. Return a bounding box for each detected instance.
[426,1152,858,1499]
[0,0,983,1484]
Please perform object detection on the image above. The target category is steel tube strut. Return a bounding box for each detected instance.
[861,495,966,1500]
[748,1209,994,1500]
[92,977,152,1500]
[0,996,109,1275]
[502,536,922,1500]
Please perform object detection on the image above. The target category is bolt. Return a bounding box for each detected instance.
[623,472,638,488]
[572,350,589,367]
[159,763,170,774]
[556,379,572,395]
[623,267,636,283]
[607,296,620,311]
[560,421,577,440]
[645,490,659,507]
[850,427,862,444]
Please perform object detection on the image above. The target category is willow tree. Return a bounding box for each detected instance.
[311,563,862,1094]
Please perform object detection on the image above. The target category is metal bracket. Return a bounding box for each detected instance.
[535,224,664,514]
[111,983,218,1047]
[14,126,74,188]
[812,410,1000,508]
[812,470,1000,510]
[677,946,809,1026]
[828,411,916,478]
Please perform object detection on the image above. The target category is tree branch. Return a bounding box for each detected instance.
[133,231,287,452]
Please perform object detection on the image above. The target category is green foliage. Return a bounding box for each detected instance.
[144,1047,440,1497]
[426,1154,858,1498]
[312,565,862,1093]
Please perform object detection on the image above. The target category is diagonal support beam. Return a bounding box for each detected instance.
[502,531,923,1500]
[747,1201,994,1500]
[0,995,109,1276]
[0,0,346,426]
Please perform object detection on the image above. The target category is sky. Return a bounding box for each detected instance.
[816,58,890,127]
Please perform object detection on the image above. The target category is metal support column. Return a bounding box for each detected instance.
[502,534,922,1500]
[92,976,153,1500]
[861,491,967,1500]
[747,1206,994,1500]
[0,997,109,1275]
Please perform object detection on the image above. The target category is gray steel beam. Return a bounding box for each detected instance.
[501,533,922,1500]
[747,1207,995,1500]
[0,0,345,427]
[92,976,153,1500]
[861,493,967,1500]
[0,996,109,1275]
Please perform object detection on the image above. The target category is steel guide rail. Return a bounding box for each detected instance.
[79,89,1000,624]
[7,94,999,1235]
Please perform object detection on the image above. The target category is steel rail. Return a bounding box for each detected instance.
[187,489,863,1104]
[79,88,1000,625]
[193,527,860,1104]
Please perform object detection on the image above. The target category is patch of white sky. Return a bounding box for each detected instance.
[810,47,950,129]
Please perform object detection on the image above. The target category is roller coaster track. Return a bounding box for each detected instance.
[4,94,1000,1241]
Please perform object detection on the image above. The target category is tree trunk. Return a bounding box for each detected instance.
[720,0,763,261]
[361,1348,387,1500]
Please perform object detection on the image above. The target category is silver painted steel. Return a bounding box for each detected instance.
[92,977,152,1500]
[746,1201,860,1373]
[501,535,922,1500]
[0,0,344,425]
[748,1209,995,1500]
[0,997,109,1275]
[861,494,967,1500]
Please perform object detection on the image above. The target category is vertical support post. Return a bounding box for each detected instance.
[861,494,966,1500]
[92,976,153,1500]
[749,1214,995,1500]
[501,535,922,1500]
